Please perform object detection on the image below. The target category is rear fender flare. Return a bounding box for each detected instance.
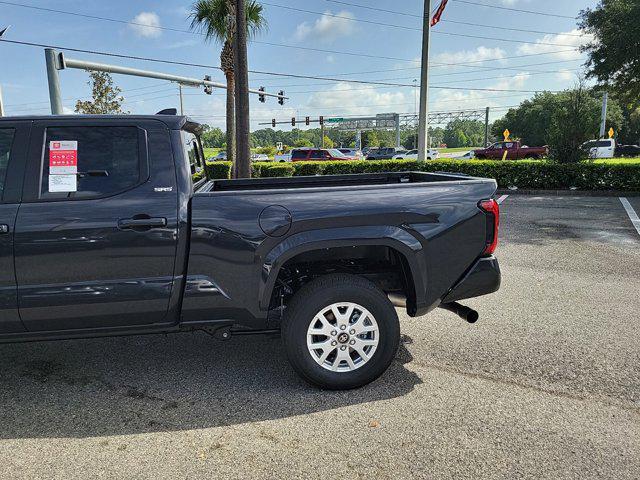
[259,225,426,314]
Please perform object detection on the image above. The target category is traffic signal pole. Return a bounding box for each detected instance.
[417,0,432,161]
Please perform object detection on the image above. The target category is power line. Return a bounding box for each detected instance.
[0,38,563,93]
[0,0,585,55]
[5,82,173,107]
[324,0,577,20]
[260,2,581,46]
[452,0,577,19]
[250,56,584,84]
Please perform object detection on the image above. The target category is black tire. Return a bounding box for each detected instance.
[282,274,400,390]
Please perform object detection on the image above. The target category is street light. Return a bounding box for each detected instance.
[0,25,11,38]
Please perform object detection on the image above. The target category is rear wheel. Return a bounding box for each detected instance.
[282,274,400,389]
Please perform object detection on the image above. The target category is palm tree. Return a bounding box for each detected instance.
[189,0,267,171]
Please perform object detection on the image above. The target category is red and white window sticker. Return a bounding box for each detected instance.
[48,140,77,192]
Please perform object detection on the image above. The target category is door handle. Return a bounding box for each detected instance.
[118,217,167,229]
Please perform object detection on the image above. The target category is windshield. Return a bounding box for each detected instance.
[328,149,348,157]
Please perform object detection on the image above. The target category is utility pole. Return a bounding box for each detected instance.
[394,113,401,148]
[44,48,63,114]
[599,91,608,139]
[417,0,432,160]
[234,0,251,178]
[321,121,325,148]
[0,85,5,117]
[178,84,184,115]
[484,106,490,147]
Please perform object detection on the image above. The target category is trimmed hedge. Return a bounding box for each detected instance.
[203,160,640,191]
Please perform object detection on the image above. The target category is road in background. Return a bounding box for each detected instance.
[0,195,638,479]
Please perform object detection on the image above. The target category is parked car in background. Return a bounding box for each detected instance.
[274,152,292,162]
[474,141,548,160]
[366,147,401,160]
[291,148,355,162]
[338,148,363,159]
[211,151,227,161]
[251,153,270,162]
[581,138,640,158]
[392,149,439,160]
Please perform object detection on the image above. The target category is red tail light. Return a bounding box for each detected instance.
[479,199,500,255]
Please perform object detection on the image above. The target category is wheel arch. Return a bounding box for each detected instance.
[259,226,426,315]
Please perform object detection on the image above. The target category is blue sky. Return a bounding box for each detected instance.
[1,0,596,130]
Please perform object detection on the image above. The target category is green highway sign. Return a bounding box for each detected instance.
[326,117,343,123]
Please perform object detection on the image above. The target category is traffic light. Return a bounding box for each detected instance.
[258,86,265,103]
[291,117,296,126]
[203,75,213,95]
[305,116,310,126]
[319,115,324,126]
[272,118,276,128]
[278,90,285,106]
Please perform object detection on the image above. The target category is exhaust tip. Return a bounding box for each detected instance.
[465,309,479,324]
[439,301,479,324]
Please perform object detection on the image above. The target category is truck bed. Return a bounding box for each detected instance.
[201,171,488,193]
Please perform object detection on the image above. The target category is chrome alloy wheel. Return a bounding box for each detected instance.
[306,302,380,372]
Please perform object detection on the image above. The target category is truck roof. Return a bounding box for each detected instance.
[0,114,200,131]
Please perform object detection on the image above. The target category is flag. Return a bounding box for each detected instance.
[430,0,449,27]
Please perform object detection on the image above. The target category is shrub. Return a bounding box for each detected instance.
[204,161,232,179]
[204,159,640,191]
[257,162,295,177]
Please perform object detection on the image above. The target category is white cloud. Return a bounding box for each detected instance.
[556,69,575,82]
[306,82,408,117]
[293,10,356,43]
[429,72,532,114]
[433,47,507,68]
[517,29,593,60]
[129,12,162,38]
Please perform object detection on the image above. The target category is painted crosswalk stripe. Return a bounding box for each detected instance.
[497,194,509,204]
[619,197,640,236]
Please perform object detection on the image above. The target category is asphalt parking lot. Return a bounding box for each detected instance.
[0,194,638,479]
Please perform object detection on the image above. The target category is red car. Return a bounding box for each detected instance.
[290,148,355,162]
[474,141,548,160]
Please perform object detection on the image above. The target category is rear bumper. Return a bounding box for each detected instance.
[441,255,501,304]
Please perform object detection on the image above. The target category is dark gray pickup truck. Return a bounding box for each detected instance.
[0,114,501,389]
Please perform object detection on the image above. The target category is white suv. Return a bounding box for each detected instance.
[392,149,439,160]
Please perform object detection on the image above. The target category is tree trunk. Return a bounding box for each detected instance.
[234,0,251,179]
[225,71,236,177]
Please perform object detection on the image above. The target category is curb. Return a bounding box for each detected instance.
[496,189,640,197]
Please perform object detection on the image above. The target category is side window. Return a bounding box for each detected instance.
[505,142,514,148]
[309,150,324,159]
[182,131,203,177]
[291,149,307,160]
[41,126,141,200]
[0,128,15,199]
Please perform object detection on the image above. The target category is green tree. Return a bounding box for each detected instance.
[201,127,225,148]
[323,135,334,148]
[189,0,267,171]
[362,130,380,148]
[492,88,623,150]
[443,120,484,147]
[579,0,640,105]
[75,71,126,114]
[293,138,313,147]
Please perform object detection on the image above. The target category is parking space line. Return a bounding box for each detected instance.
[497,195,509,205]
[619,197,640,235]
